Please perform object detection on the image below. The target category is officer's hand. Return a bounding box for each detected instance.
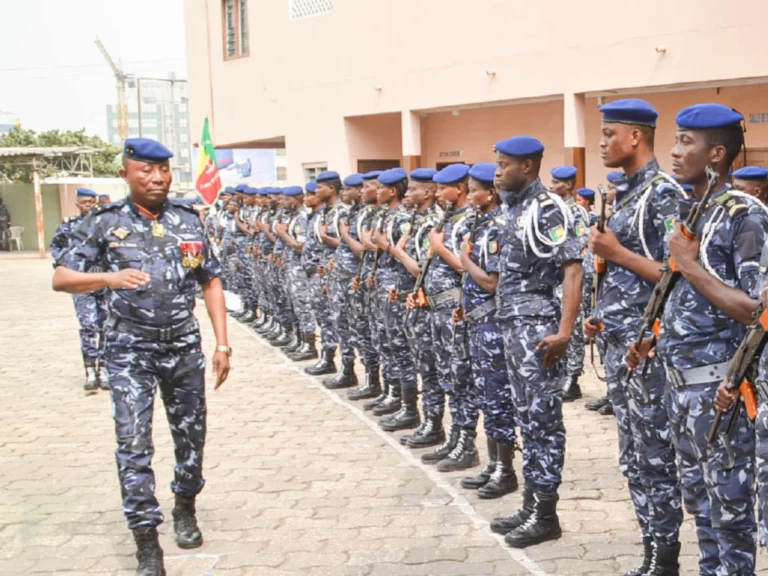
[536,332,569,369]
[366,276,375,290]
[351,277,361,292]
[339,220,350,238]
[328,259,335,272]
[428,230,445,250]
[583,317,603,340]
[212,350,230,390]
[668,223,700,273]
[714,380,738,413]
[396,234,410,250]
[459,239,473,267]
[589,225,621,262]
[406,293,416,309]
[374,231,389,251]
[626,337,655,371]
[107,269,150,290]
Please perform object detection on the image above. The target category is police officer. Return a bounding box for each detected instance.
[489,136,582,549]
[99,193,112,206]
[575,187,597,224]
[550,165,590,401]
[630,103,767,575]
[584,99,685,575]
[50,187,109,393]
[53,138,231,576]
[732,166,768,203]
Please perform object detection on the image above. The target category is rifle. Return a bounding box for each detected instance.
[706,296,764,452]
[351,205,372,292]
[365,209,388,298]
[403,201,453,330]
[452,207,482,353]
[389,208,420,303]
[590,185,609,381]
[627,166,719,391]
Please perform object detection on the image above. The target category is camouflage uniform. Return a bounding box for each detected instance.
[496,178,582,495]
[234,204,256,309]
[323,202,355,364]
[756,329,768,549]
[304,207,337,353]
[284,207,315,335]
[254,207,276,318]
[51,214,108,365]
[220,213,239,293]
[426,205,478,430]
[463,207,515,443]
[366,208,396,383]
[657,184,768,575]
[272,207,298,330]
[0,202,10,250]
[57,197,221,530]
[592,159,684,548]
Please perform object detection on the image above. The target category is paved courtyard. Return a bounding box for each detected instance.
[1,256,766,575]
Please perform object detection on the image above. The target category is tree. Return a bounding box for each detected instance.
[0,126,121,182]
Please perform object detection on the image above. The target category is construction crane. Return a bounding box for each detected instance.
[95,37,129,142]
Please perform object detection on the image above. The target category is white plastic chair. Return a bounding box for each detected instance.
[9,226,23,251]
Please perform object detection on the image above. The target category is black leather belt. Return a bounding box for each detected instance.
[466,299,497,322]
[106,316,197,343]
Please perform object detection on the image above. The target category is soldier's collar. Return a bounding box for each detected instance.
[615,157,661,200]
[128,196,169,220]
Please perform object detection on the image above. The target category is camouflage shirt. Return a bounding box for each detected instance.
[335,203,370,275]
[462,208,504,315]
[50,214,86,264]
[283,208,308,264]
[376,204,413,288]
[424,205,475,304]
[658,185,768,370]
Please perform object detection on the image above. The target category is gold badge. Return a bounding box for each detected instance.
[113,227,130,239]
[152,222,167,238]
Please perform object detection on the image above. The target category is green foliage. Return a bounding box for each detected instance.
[0,126,121,182]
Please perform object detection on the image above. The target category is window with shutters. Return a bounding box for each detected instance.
[223,0,249,60]
[289,0,333,21]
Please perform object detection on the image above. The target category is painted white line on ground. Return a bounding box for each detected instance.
[165,553,225,575]
[233,320,550,576]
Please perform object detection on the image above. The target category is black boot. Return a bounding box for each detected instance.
[97,363,110,391]
[436,428,480,472]
[323,359,358,390]
[132,526,166,576]
[288,333,318,362]
[172,495,203,549]
[255,316,275,334]
[598,400,614,416]
[645,542,680,576]
[624,537,654,576]
[304,347,337,376]
[270,326,294,347]
[585,395,609,411]
[478,441,518,499]
[259,319,281,339]
[84,362,98,394]
[563,375,582,402]
[266,323,287,344]
[421,425,460,463]
[239,309,256,323]
[407,414,446,448]
[490,481,536,535]
[461,439,497,489]
[280,329,302,353]
[379,386,420,431]
[504,493,562,548]
[230,306,248,319]
[372,383,401,416]
[347,368,381,401]
[363,379,389,411]
[252,311,268,328]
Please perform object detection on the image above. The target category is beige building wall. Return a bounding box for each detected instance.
[184,0,768,185]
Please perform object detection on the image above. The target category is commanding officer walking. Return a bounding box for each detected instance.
[52,138,231,576]
[489,136,583,549]
[50,187,109,393]
[584,99,685,575]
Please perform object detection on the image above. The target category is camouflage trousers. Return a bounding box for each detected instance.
[603,338,682,546]
[106,337,207,530]
[556,283,584,379]
[470,320,516,444]
[500,316,566,496]
[72,292,107,363]
[370,283,397,385]
[274,263,297,328]
[286,262,315,334]
[373,281,417,391]
[431,307,478,430]
[253,257,273,316]
[666,377,756,575]
[406,309,443,418]
[234,240,256,309]
[345,277,379,371]
[307,271,337,352]
[327,272,356,363]
[756,391,768,549]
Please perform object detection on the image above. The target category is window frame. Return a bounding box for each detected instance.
[222,0,249,61]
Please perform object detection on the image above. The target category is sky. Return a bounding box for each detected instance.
[0,0,187,140]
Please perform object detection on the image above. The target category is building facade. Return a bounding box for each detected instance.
[184,0,768,188]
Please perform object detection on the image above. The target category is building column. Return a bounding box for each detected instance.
[563,93,586,189]
[402,110,422,170]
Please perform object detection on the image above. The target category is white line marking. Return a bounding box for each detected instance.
[233,320,550,576]
[165,553,225,575]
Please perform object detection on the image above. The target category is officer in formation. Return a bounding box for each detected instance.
[53,138,231,576]
[0,193,11,250]
[50,187,109,393]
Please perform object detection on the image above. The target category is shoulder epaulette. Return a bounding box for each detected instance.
[94,199,124,214]
[537,192,554,208]
[493,214,506,226]
[714,192,749,218]
[169,200,200,215]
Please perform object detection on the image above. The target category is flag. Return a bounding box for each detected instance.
[195,118,222,204]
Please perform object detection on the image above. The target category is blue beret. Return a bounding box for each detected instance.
[606,171,623,184]
[362,170,383,181]
[76,188,97,198]
[223,186,236,194]
[123,138,174,163]
[283,186,304,196]
[468,162,497,184]
[255,187,267,196]
[246,187,260,196]
[600,98,658,128]
[495,136,544,157]
[434,163,471,185]
[316,171,340,183]
[305,181,318,193]
[234,184,248,193]
[576,187,595,198]
[343,174,364,187]
[271,187,284,195]
[98,194,110,200]
[676,103,743,130]
[733,166,768,181]
[410,168,438,183]
[551,165,578,180]
[378,168,408,186]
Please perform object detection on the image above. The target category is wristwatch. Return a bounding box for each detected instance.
[216,345,233,356]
